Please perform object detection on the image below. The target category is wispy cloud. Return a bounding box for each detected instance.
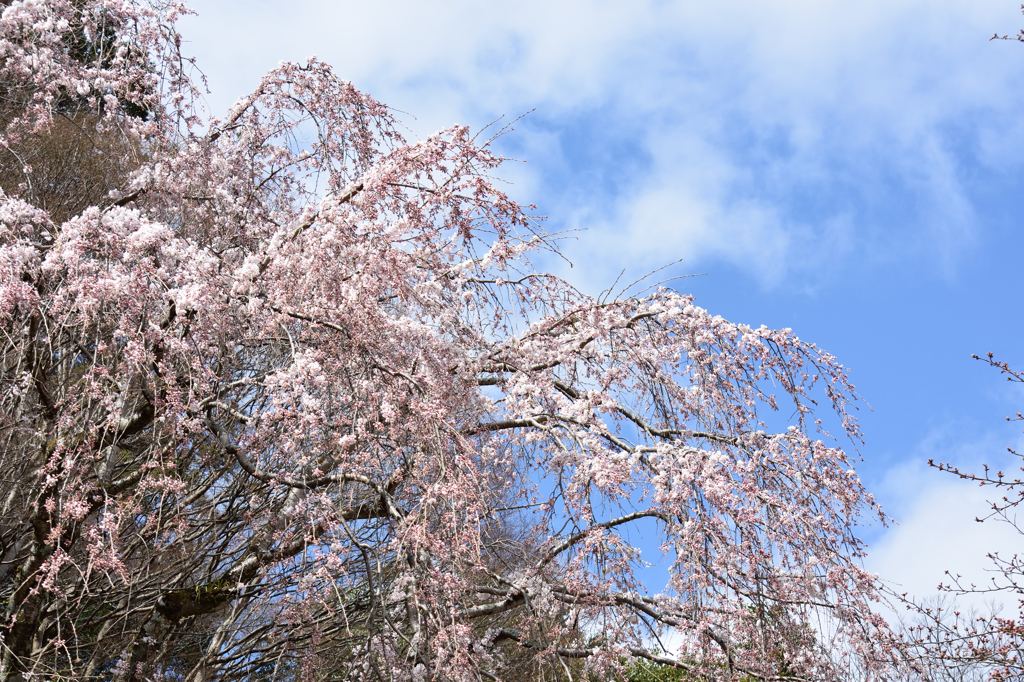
[181,0,1024,289]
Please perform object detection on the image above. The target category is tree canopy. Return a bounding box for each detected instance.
[0,2,903,680]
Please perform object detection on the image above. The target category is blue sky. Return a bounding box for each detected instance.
[180,0,1024,606]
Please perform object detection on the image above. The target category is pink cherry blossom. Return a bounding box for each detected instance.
[0,2,909,681]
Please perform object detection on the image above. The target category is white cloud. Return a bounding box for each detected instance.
[575,173,797,287]
[866,432,1023,615]
[179,0,1024,287]
[870,472,1019,605]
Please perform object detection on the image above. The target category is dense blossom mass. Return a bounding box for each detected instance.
[0,1,903,680]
